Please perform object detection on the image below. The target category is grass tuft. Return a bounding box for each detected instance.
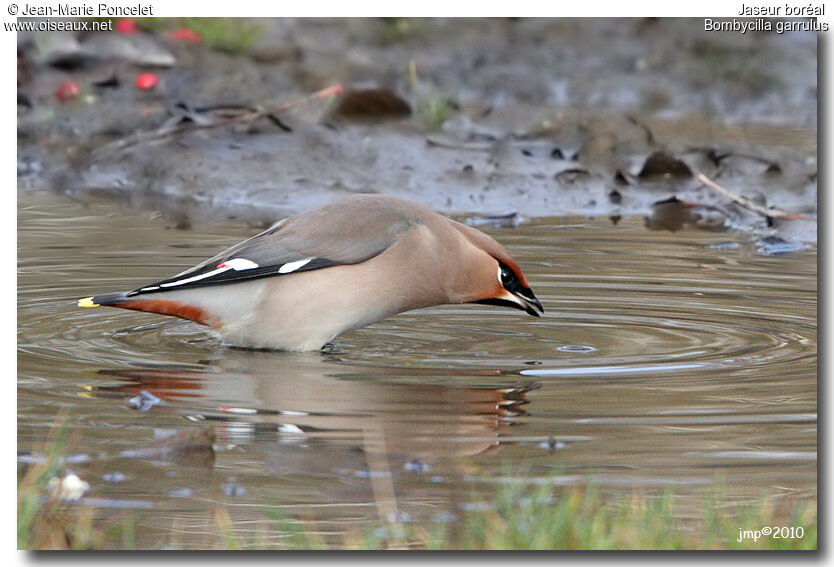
[19,425,816,550]
[408,59,457,131]
[141,17,262,54]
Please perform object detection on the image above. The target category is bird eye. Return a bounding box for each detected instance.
[499,263,518,287]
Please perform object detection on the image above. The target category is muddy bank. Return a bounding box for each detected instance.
[16,18,817,244]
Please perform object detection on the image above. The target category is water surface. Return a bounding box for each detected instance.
[18,191,817,548]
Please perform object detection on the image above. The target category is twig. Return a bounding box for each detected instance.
[695,172,815,221]
[273,83,344,114]
[425,135,494,151]
[90,112,251,161]
[89,84,345,162]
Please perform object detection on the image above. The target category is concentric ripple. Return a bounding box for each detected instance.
[18,192,817,545]
[339,224,816,382]
[19,194,816,383]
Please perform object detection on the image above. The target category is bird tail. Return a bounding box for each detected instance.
[77,292,219,328]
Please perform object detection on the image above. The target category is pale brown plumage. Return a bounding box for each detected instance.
[79,195,542,351]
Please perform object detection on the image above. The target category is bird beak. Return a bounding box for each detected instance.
[476,289,544,317]
[510,289,544,317]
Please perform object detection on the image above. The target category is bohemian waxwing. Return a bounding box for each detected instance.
[78,195,543,351]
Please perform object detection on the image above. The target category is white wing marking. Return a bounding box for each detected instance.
[160,265,231,288]
[221,258,259,271]
[278,257,314,274]
[157,257,260,289]
[145,255,278,290]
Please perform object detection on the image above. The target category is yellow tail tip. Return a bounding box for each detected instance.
[78,297,99,308]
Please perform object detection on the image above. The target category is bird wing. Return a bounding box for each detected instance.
[127,198,415,296]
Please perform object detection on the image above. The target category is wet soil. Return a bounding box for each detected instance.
[17,18,817,245]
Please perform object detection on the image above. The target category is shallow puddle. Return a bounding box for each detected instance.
[18,190,816,548]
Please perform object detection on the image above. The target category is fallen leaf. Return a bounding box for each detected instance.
[169,28,202,43]
[135,72,159,90]
[55,81,80,102]
[326,88,411,123]
[639,151,692,179]
[117,18,138,34]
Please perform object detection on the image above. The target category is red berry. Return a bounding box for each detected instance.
[169,28,202,43]
[56,81,80,102]
[135,73,159,90]
[117,18,138,34]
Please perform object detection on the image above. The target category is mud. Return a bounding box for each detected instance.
[17,18,817,244]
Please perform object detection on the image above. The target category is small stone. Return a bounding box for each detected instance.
[755,236,804,255]
[127,390,160,411]
[102,472,127,483]
[538,437,566,451]
[48,473,89,501]
[707,241,740,251]
[403,459,430,473]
